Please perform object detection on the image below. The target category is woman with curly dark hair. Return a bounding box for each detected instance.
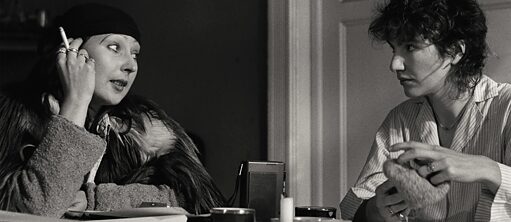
[340,0,511,221]
[0,3,225,218]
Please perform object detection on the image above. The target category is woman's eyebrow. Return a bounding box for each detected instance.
[99,34,114,44]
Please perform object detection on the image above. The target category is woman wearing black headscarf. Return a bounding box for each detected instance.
[0,3,224,218]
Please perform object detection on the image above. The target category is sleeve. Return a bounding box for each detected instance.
[490,164,511,220]
[475,96,511,221]
[485,116,511,220]
[475,164,511,221]
[16,115,106,217]
[339,108,405,220]
[84,182,181,211]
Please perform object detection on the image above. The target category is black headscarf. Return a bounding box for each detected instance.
[56,3,141,42]
[38,3,141,55]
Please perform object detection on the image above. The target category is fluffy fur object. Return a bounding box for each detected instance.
[92,95,225,214]
[383,159,449,209]
[0,93,47,212]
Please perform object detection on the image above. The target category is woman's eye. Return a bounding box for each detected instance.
[132,53,138,60]
[108,44,119,52]
[406,44,417,51]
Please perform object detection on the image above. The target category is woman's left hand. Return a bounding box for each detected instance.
[65,190,87,217]
[390,141,501,193]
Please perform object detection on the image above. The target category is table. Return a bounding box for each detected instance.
[0,210,188,222]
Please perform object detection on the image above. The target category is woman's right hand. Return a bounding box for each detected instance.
[370,180,409,222]
[56,38,95,106]
[56,38,96,127]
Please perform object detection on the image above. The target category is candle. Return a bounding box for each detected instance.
[280,195,294,222]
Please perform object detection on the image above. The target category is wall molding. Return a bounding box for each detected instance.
[310,0,324,206]
[338,22,349,212]
[268,0,288,163]
[268,0,313,205]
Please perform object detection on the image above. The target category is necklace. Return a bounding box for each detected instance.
[434,102,468,131]
[437,116,461,130]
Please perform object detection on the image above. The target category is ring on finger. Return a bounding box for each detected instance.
[387,207,394,215]
[428,162,436,172]
[56,48,67,54]
[78,53,89,60]
[398,213,408,222]
[67,48,78,53]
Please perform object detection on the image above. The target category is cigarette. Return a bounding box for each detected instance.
[58,27,70,49]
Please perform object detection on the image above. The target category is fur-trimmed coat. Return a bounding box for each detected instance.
[0,93,225,217]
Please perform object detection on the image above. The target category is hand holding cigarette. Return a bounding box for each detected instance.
[55,35,96,127]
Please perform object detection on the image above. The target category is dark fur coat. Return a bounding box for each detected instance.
[89,95,226,214]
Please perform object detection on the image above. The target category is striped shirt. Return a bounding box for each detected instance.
[340,75,511,221]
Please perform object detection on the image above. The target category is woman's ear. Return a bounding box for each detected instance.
[451,40,466,65]
[19,144,36,162]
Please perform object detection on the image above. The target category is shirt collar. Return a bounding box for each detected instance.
[472,75,499,103]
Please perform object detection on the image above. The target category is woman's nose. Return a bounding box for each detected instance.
[121,55,137,74]
[389,54,404,73]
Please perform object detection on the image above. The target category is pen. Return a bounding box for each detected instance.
[59,26,70,49]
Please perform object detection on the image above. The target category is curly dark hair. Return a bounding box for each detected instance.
[369,0,488,96]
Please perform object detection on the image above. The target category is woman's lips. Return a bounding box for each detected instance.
[398,77,414,85]
[110,79,128,91]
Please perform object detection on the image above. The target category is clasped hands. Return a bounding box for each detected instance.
[373,141,500,222]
